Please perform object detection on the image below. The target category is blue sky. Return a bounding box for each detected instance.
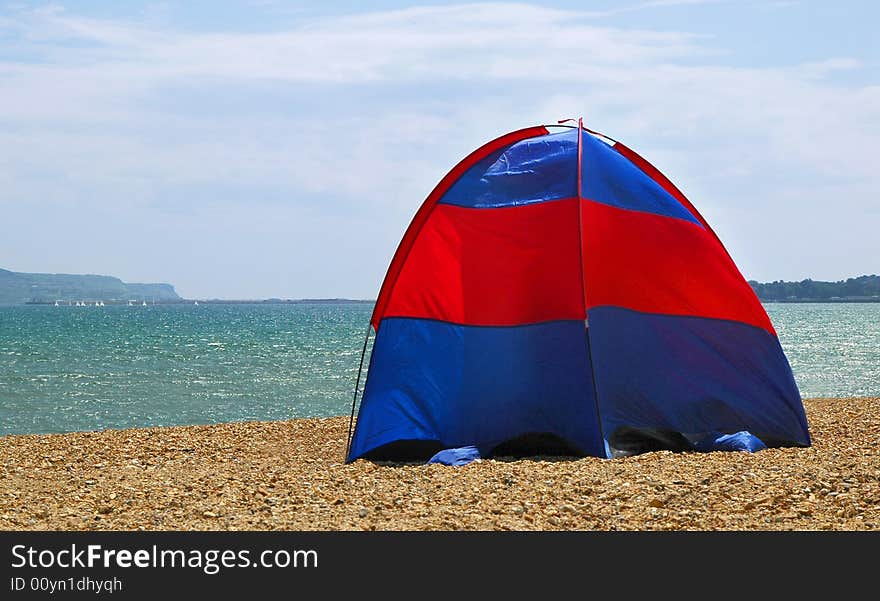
[1,1,877,299]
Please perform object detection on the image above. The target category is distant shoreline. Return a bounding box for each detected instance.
[761,298,880,303]
[20,298,375,306]
[14,298,880,306]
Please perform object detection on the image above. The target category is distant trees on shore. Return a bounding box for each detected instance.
[749,275,880,301]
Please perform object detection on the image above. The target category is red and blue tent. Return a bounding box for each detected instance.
[346,122,810,462]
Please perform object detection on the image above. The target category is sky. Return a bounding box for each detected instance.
[0,1,877,299]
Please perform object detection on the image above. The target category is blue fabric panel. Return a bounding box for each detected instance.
[580,132,702,226]
[587,306,810,447]
[347,318,605,461]
[439,129,578,208]
[691,431,768,453]
[427,446,482,466]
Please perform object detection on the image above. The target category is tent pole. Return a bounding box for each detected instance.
[577,117,608,457]
[345,324,373,462]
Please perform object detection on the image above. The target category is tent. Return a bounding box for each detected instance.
[346,122,810,462]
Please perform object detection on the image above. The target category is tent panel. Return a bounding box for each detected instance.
[581,199,775,334]
[383,198,585,326]
[347,317,605,461]
[588,305,809,448]
[439,129,578,209]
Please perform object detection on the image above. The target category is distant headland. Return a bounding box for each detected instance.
[0,268,375,305]
[2,267,878,305]
[1,268,179,305]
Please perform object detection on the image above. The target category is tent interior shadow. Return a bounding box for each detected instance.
[356,432,588,466]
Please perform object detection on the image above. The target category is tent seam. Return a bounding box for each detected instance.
[578,120,609,458]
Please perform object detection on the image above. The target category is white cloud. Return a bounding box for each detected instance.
[2,3,708,87]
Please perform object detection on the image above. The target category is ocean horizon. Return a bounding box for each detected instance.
[1,302,877,437]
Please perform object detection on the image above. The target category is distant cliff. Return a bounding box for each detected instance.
[749,275,880,302]
[0,268,180,304]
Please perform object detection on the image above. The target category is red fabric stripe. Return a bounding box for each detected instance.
[383,199,586,326]
[581,201,775,335]
[371,126,550,329]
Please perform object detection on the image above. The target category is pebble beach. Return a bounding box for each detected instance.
[1,397,877,531]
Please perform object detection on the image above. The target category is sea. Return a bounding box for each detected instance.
[0,302,878,436]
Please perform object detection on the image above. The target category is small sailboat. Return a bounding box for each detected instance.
[142,301,147,306]
[54,301,59,307]
[194,300,199,306]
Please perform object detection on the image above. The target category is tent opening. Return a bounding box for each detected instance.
[489,432,584,458]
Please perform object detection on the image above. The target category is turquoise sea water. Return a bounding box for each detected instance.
[0,303,877,436]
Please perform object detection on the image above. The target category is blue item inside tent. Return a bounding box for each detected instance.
[427,446,482,466]
[693,431,768,453]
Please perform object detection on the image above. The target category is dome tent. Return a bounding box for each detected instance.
[346,121,810,463]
